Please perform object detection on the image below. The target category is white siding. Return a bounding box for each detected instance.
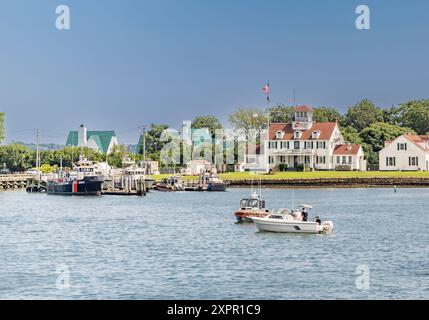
[379,136,427,171]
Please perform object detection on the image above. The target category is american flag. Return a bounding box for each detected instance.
[262,82,270,103]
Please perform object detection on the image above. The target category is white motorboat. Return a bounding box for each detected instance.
[252,205,334,234]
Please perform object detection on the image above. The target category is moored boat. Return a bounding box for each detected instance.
[47,157,104,196]
[155,176,184,192]
[234,191,271,223]
[47,176,103,196]
[252,205,334,234]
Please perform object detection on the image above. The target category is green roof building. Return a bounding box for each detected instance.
[66,125,119,154]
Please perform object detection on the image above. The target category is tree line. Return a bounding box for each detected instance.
[1,99,428,171]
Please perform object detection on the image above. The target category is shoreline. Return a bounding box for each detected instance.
[225,177,429,188]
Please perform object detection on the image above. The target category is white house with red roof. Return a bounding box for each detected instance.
[260,106,366,171]
[379,134,429,171]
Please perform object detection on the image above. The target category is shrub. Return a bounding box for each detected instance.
[295,164,304,172]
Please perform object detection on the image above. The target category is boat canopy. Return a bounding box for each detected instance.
[298,204,313,209]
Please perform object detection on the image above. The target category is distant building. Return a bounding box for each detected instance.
[261,105,366,171]
[240,144,266,172]
[183,159,214,176]
[66,124,119,154]
[379,134,429,171]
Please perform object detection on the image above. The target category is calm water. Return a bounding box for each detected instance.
[0,188,428,300]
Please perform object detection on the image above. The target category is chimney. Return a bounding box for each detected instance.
[182,121,192,144]
[78,124,87,147]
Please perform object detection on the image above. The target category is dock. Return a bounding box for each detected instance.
[0,174,42,191]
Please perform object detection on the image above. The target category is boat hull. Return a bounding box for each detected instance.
[47,177,103,196]
[207,182,226,192]
[234,210,270,223]
[253,219,331,234]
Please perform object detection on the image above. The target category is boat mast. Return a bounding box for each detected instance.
[35,128,40,170]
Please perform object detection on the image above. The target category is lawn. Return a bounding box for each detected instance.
[150,171,429,181]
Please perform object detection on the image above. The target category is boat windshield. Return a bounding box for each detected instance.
[240,199,265,209]
[269,215,284,219]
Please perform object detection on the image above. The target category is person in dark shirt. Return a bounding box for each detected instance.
[315,216,322,225]
[302,208,308,222]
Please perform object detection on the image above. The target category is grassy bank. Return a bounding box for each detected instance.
[151,171,429,181]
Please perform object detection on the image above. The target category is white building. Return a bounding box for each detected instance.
[263,106,366,171]
[379,134,429,171]
[183,159,214,175]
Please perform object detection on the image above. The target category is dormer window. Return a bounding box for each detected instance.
[312,130,321,139]
[276,131,284,139]
[294,131,302,139]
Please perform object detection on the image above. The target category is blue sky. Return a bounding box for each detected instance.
[1,0,428,144]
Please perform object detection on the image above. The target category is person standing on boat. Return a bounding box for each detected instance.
[301,207,308,222]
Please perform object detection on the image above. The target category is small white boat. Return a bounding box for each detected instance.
[252,205,334,234]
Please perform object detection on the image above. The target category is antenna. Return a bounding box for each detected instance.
[291,189,295,210]
[138,125,147,162]
[293,88,296,107]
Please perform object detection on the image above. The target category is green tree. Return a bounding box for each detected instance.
[40,163,55,173]
[107,144,128,167]
[191,116,223,137]
[359,122,415,164]
[345,99,384,131]
[0,144,33,172]
[313,106,343,123]
[137,124,170,161]
[268,105,295,123]
[341,126,363,145]
[393,100,429,135]
[0,112,4,144]
[228,108,267,139]
[39,147,105,168]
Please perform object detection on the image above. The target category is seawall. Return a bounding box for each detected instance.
[225,177,429,188]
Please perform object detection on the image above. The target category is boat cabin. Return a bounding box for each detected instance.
[240,198,266,210]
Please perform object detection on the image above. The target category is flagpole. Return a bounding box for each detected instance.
[266,81,270,173]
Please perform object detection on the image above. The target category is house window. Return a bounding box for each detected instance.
[317,141,326,149]
[276,131,283,139]
[409,157,419,166]
[312,131,320,139]
[294,131,301,139]
[304,141,311,149]
[281,141,289,149]
[386,157,396,167]
[294,141,300,150]
[342,156,346,164]
[349,156,352,164]
[269,156,274,164]
[337,156,340,164]
[278,156,286,163]
[269,141,278,149]
[316,156,326,164]
[397,143,407,151]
